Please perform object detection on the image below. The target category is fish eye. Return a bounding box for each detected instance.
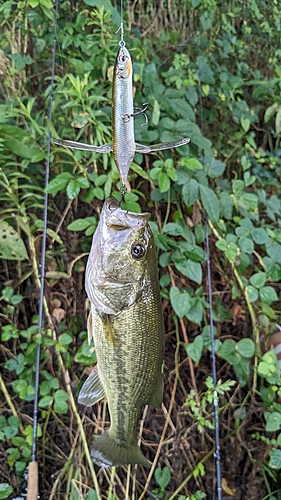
[131,242,146,259]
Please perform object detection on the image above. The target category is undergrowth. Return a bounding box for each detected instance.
[1,0,281,499]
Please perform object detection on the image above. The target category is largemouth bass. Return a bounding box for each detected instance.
[78,197,165,467]
[54,44,190,185]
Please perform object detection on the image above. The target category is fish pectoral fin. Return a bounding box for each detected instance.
[78,365,105,406]
[91,430,151,468]
[135,138,190,153]
[54,138,112,153]
[147,376,163,409]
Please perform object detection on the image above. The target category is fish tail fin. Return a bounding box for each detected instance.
[90,430,151,468]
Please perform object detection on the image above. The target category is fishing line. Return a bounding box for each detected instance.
[25,1,59,499]
[198,73,222,500]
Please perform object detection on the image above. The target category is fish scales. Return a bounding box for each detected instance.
[79,197,165,467]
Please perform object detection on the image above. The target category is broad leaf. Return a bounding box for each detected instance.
[185,335,203,364]
[170,286,192,318]
[0,221,28,261]
[0,125,40,159]
[199,184,219,222]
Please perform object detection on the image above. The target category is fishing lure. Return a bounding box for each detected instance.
[54,42,190,186]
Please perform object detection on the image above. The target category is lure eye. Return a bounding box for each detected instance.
[119,54,127,63]
[131,242,146,259]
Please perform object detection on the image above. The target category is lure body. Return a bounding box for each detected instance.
[112,46,135,184]
[55,45,190,185]
[79,197,165,467]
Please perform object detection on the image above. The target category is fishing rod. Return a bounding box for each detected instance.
[198,74,222,500]
[25,2,59,499]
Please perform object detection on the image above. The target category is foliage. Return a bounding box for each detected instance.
[1,0,281,498]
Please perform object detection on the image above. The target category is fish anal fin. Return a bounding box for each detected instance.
[78,365,105,406]
[147,376,163,409]
[91,430,151,468]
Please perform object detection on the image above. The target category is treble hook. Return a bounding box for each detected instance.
[118,184,127,207]
[121,103,149,126]
[132,103,149,126]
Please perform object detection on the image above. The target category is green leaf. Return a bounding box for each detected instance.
[225,242,240,262]
[59,333,73,345]
[0,125,40,159]
[175,259,202,284]
[154,466,171,490]
[158,171,170,192]
[207,157,226,178]
[67,180,81,200]
[245,285,259,303]
[239,237,254,254]
[199,184,219,222]
[0,483,13,499]
[54,390,69,414]
[197,56,215,84]
[68,217,96,231]
[38,396,53,408]
[265,412,281,432]
[28,0,39,7]
[182,178,198,206]
[170,286,192,318]
[46,172,72,196]
[276,108,281,135]
[76,176,90,189]
[259,286,278,304]
[85,490,99,500]
[216,239,226,251]
[185,335,203,364]
[250,272,266,288]
[236,338,255,358]
[186,300,203,325]
[264,103,279,123]
[0,221,28,261]
[39,0,53,8]
[183,158,203,170]
[233,358,250,387]
[269,448,281,469]
[252,228,269,245]
[240,116,250,132]
[218,339,238,365]
[152,99,160,126]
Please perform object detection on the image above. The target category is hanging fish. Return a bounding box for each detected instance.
[54,44,190,185]
[78,197,165,467]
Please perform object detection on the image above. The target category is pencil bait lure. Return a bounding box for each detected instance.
[54,45,190,185]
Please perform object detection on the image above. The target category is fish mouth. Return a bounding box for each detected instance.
[104,197,151,230]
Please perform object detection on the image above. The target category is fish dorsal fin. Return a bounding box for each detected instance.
[78,365,105,406]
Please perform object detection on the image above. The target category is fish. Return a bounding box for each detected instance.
[54,44,190,185]
[78,196,165,467]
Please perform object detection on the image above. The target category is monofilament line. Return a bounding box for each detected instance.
[198,72,222,500]
[30,0,59,469]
